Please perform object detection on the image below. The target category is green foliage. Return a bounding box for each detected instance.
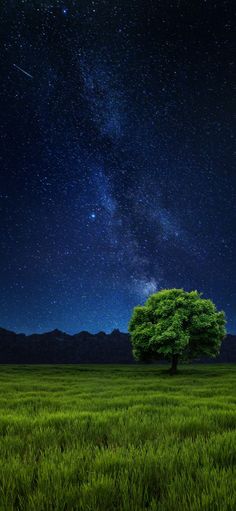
[0,365,235,510]
[129,289,226,365]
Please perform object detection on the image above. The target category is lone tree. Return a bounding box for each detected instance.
[128,289,226,374]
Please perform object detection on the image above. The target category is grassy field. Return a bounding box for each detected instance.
[0,365,235,511]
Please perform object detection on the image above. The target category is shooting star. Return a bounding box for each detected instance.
[13,64,33,79]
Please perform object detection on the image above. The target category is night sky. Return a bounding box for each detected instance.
[0,1,235,334]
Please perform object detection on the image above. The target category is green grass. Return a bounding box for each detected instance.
[0,364,235,511]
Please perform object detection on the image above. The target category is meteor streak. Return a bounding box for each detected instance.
[13,64,33,79]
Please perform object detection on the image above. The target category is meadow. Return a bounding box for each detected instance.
[0,364,235,511]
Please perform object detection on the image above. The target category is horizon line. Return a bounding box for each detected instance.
[0,326,235,337]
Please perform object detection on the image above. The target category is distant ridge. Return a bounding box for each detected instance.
[0,327,235,364]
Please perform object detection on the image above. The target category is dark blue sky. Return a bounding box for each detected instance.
[0,0,235,334]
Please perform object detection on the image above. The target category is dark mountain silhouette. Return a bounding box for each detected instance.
[0,327,235,364]
[0,327,132,363]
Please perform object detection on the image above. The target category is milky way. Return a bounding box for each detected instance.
[0,1,235,334]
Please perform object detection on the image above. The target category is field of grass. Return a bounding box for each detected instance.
[0,364,235,511]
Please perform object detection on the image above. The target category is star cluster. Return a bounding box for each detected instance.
[0,0,235,333]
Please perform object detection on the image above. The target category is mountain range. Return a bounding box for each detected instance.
[0,327,235,364]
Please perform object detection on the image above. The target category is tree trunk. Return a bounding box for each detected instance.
[170,354,179,375]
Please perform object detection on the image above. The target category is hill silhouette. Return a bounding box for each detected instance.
[0,327,235,364]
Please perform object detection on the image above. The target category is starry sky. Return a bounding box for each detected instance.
[0,0,235,334]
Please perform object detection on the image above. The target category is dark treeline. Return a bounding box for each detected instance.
[0,327,235,364]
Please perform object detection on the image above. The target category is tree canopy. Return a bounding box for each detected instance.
[128,289,226,373]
